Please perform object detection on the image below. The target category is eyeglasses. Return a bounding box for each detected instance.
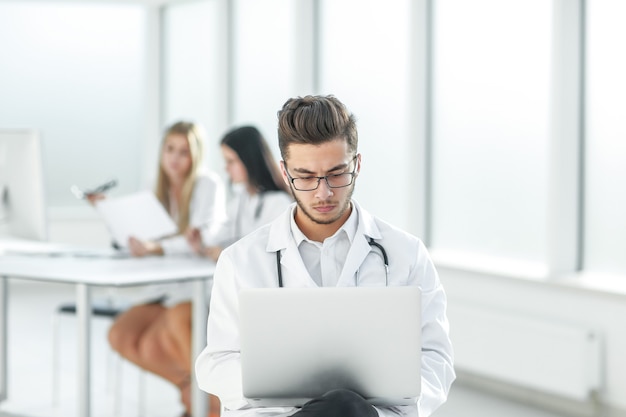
[285,156,358,191]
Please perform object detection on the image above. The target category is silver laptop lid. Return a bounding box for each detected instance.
[239,286,421,407]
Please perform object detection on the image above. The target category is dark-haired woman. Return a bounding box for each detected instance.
[187,125,292,260]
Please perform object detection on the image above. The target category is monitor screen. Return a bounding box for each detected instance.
[0,129,47,241]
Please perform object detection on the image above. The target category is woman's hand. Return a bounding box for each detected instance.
[200,246,223,262]
[185,228,203,254]
[128,236,163,257]
[85,192,106,206]
[185,228,222,261]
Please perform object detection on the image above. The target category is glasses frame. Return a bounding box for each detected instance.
[284,155,358,191]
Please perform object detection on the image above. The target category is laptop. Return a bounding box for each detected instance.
[238,286,421,407]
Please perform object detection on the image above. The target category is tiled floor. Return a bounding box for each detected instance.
[1,280,573,417]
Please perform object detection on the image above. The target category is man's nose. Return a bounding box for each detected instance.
[315,177,334,198]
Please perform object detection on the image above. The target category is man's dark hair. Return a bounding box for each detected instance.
[277,95,358,160]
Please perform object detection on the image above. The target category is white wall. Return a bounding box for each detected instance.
[48,215,111,247]
[440,265,626,413]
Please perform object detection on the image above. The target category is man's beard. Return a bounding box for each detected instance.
[289,184,355,226]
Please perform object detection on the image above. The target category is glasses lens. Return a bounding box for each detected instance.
[292,178,319,191]
[326,173,353,188]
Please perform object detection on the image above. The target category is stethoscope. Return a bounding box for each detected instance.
[275,237,389,287]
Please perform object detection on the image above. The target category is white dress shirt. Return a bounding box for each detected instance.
[291,204,357,287]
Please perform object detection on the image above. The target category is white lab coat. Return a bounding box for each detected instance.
[204,188,293,248]
[195,200,455,417]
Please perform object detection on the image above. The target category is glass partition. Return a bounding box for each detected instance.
[430,0,551,265]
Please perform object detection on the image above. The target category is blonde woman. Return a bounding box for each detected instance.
[106,121,225,417]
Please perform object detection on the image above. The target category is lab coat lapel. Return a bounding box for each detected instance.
[337,201,383,286]
[337,235,371,286]
[279,245,315,287]
[266,205,316,287]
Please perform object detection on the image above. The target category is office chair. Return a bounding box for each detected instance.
[51,299,147,416]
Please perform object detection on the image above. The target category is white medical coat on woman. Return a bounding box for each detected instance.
[204,187,293,248]
[195,200,455,417]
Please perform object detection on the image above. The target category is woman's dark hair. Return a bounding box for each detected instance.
[221,125,287,193]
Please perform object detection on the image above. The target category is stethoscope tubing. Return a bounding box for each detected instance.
[276,238,389,287]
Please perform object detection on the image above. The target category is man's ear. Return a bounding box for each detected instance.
[355,153,362,177]
[280,161,290,186]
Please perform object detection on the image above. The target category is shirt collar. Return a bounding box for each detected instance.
[289,201,359,246]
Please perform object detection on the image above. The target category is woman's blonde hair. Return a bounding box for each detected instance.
[155,121,204,233]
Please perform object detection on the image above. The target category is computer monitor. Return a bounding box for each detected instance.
[0,129,48,241]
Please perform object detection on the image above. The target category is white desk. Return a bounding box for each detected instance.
[0,239,215,417]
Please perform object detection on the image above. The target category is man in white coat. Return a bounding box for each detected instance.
[195,95,455,417]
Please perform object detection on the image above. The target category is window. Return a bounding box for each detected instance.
[231,0,299,159]
[162,0,226,171]
[0,3,147,207]
[430,0,552,266]
[584,0,626,275]
[319,0,413,229]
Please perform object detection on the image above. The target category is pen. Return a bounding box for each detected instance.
[89,179,118,194]
[70,179,118,199]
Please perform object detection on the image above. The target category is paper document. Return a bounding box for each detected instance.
[95,191,178,248]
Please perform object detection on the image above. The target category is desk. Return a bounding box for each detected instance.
[0,240,215,417]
